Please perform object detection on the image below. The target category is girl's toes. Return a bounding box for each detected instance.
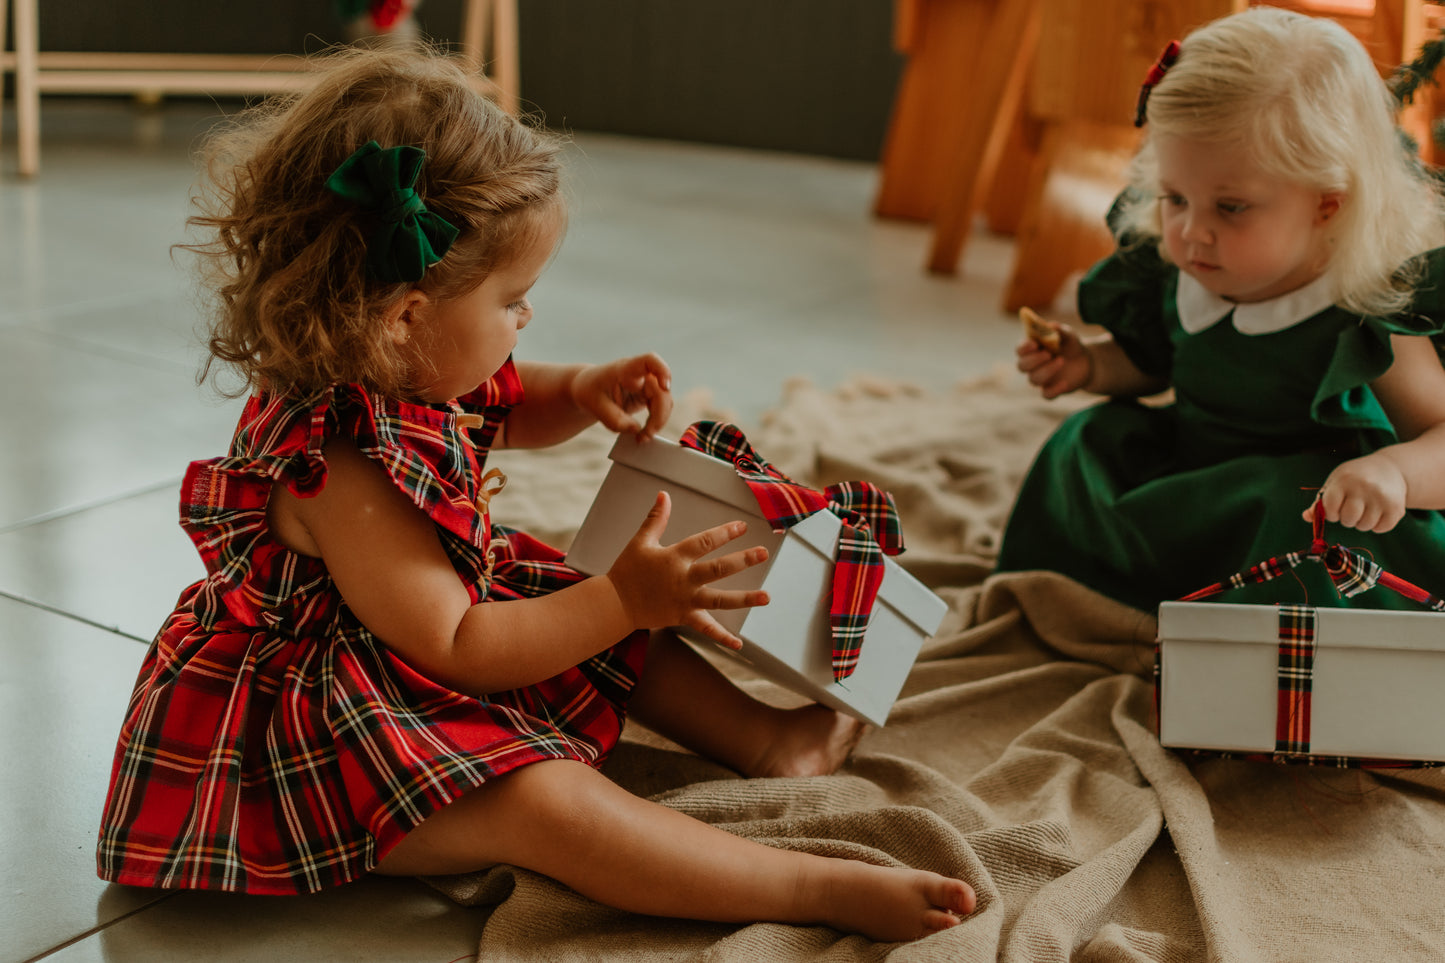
[921,908,962,934]
[931,877,976,916]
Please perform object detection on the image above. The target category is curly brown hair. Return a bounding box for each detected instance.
[186,44,566,398]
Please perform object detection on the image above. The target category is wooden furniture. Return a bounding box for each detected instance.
[0,0,519,177]
[876,0,1445,312]
[998,0,1241,311]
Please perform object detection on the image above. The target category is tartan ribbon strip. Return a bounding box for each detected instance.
[1178,503,1445,610]
[678,421,903,683]
[1275,604,1317,754]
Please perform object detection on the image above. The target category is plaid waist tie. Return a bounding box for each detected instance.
[679,420,903,683]
[1178,503,1445,756]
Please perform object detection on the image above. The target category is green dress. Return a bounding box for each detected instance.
[995,241,1445,612]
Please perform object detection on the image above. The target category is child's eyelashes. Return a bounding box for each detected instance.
[508,298,531,313]
[1158,194,1250,217]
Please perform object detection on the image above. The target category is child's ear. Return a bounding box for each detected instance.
[1316,192,1343,224]
[383,290,431,346]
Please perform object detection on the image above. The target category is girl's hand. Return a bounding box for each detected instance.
[604,491,770,650]
[572,353,673,441]
[1306,453,1409,533]
[1017,320,1093,399]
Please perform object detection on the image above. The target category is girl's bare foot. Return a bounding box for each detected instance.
[807,860,976,942]
[746,704,868,779]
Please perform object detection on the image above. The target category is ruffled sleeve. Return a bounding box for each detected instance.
[1075,226,1178,379]
[1312,248,1445,442]
[178,362,523,630]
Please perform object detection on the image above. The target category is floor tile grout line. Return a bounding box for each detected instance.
[0,284,187,327]
[21,893,177,963]
[6,324,200,378]
[0,477,183,537]
[0,588,151,644]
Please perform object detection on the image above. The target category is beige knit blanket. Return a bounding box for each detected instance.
[428,371,1445,962]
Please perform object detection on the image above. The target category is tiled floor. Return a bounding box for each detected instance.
[0,97,1033,963]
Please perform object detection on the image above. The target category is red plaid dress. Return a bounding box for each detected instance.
[97,360,647,894]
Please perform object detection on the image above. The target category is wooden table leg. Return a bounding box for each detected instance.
[14,0,38,176]
[1001,120,1139,312]
[874,0,994,221]
[925,0,1041,275]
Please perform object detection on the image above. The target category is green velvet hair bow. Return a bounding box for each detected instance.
[325,140,460,284]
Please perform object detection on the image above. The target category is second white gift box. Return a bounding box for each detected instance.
[1157,600,1445,762]
[565,432,947,727]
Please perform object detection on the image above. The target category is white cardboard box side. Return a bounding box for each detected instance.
[1157,601,1445,760]
[565,434,947,726]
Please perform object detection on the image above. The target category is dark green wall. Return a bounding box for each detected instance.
[21,1,904,161]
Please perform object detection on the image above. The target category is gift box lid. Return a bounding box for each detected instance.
[605,433,944,630]
[607,432,762,516]
[1159,601,1445,653]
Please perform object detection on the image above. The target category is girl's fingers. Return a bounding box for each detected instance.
[638,373,672,440]
[693,546,768,583]
[697,588,770,610]
[681,612,744,651]
[672,519,749,559]
[633,491,671,543]
[1336,496,1364,530]
[591,393,634,434]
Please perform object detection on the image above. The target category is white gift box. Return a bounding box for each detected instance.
[1157,601,1445,762]
[565,433,948,727]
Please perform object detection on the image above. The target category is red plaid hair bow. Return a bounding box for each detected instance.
[679,421,904,683]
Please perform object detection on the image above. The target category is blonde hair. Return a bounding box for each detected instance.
[187,45,566,398]
[1117,6,1445,316]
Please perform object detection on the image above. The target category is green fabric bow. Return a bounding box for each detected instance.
[325,141,460,284]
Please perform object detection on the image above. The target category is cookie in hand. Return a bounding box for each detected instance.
[1019,307,1061,353]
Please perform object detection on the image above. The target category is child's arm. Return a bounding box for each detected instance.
[1310,334,1445,532]
[271,438,766,695]
[1017,319,1168,400]
[500,356,672,449]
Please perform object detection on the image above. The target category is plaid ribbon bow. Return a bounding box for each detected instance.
[1178,502,1445,756]
[1179,503,1445,610]
[679,421,904,683]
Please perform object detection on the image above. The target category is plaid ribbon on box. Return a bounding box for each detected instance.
[1275,605,1317,754]
[1176,502,1445,760]
[679,421,903,683]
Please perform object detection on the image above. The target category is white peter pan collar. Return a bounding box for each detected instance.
[1175,271,1336,335]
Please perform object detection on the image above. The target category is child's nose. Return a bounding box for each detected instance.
[1180,213,1213,245]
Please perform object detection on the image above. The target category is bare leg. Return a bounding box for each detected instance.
[626,630,867,778]
[375,759,974,941]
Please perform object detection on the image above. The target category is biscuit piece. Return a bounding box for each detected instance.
[1020,307,1061,353]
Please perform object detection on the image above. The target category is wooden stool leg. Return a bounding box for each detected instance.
[873,0,993,222]
[925,0,1040,274]
[1001,121,1139,312]
[15,0,38,176]
[490,0,519,115]
[460,0,519,115]
[0,0,9,163]
[979,95,1040,235]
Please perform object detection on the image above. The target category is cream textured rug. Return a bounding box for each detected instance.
[429,370,1445,962]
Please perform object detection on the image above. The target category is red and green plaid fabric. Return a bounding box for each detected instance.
[97,360,647,894]
[1274,604,1316,755]
[678,421,903,683]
